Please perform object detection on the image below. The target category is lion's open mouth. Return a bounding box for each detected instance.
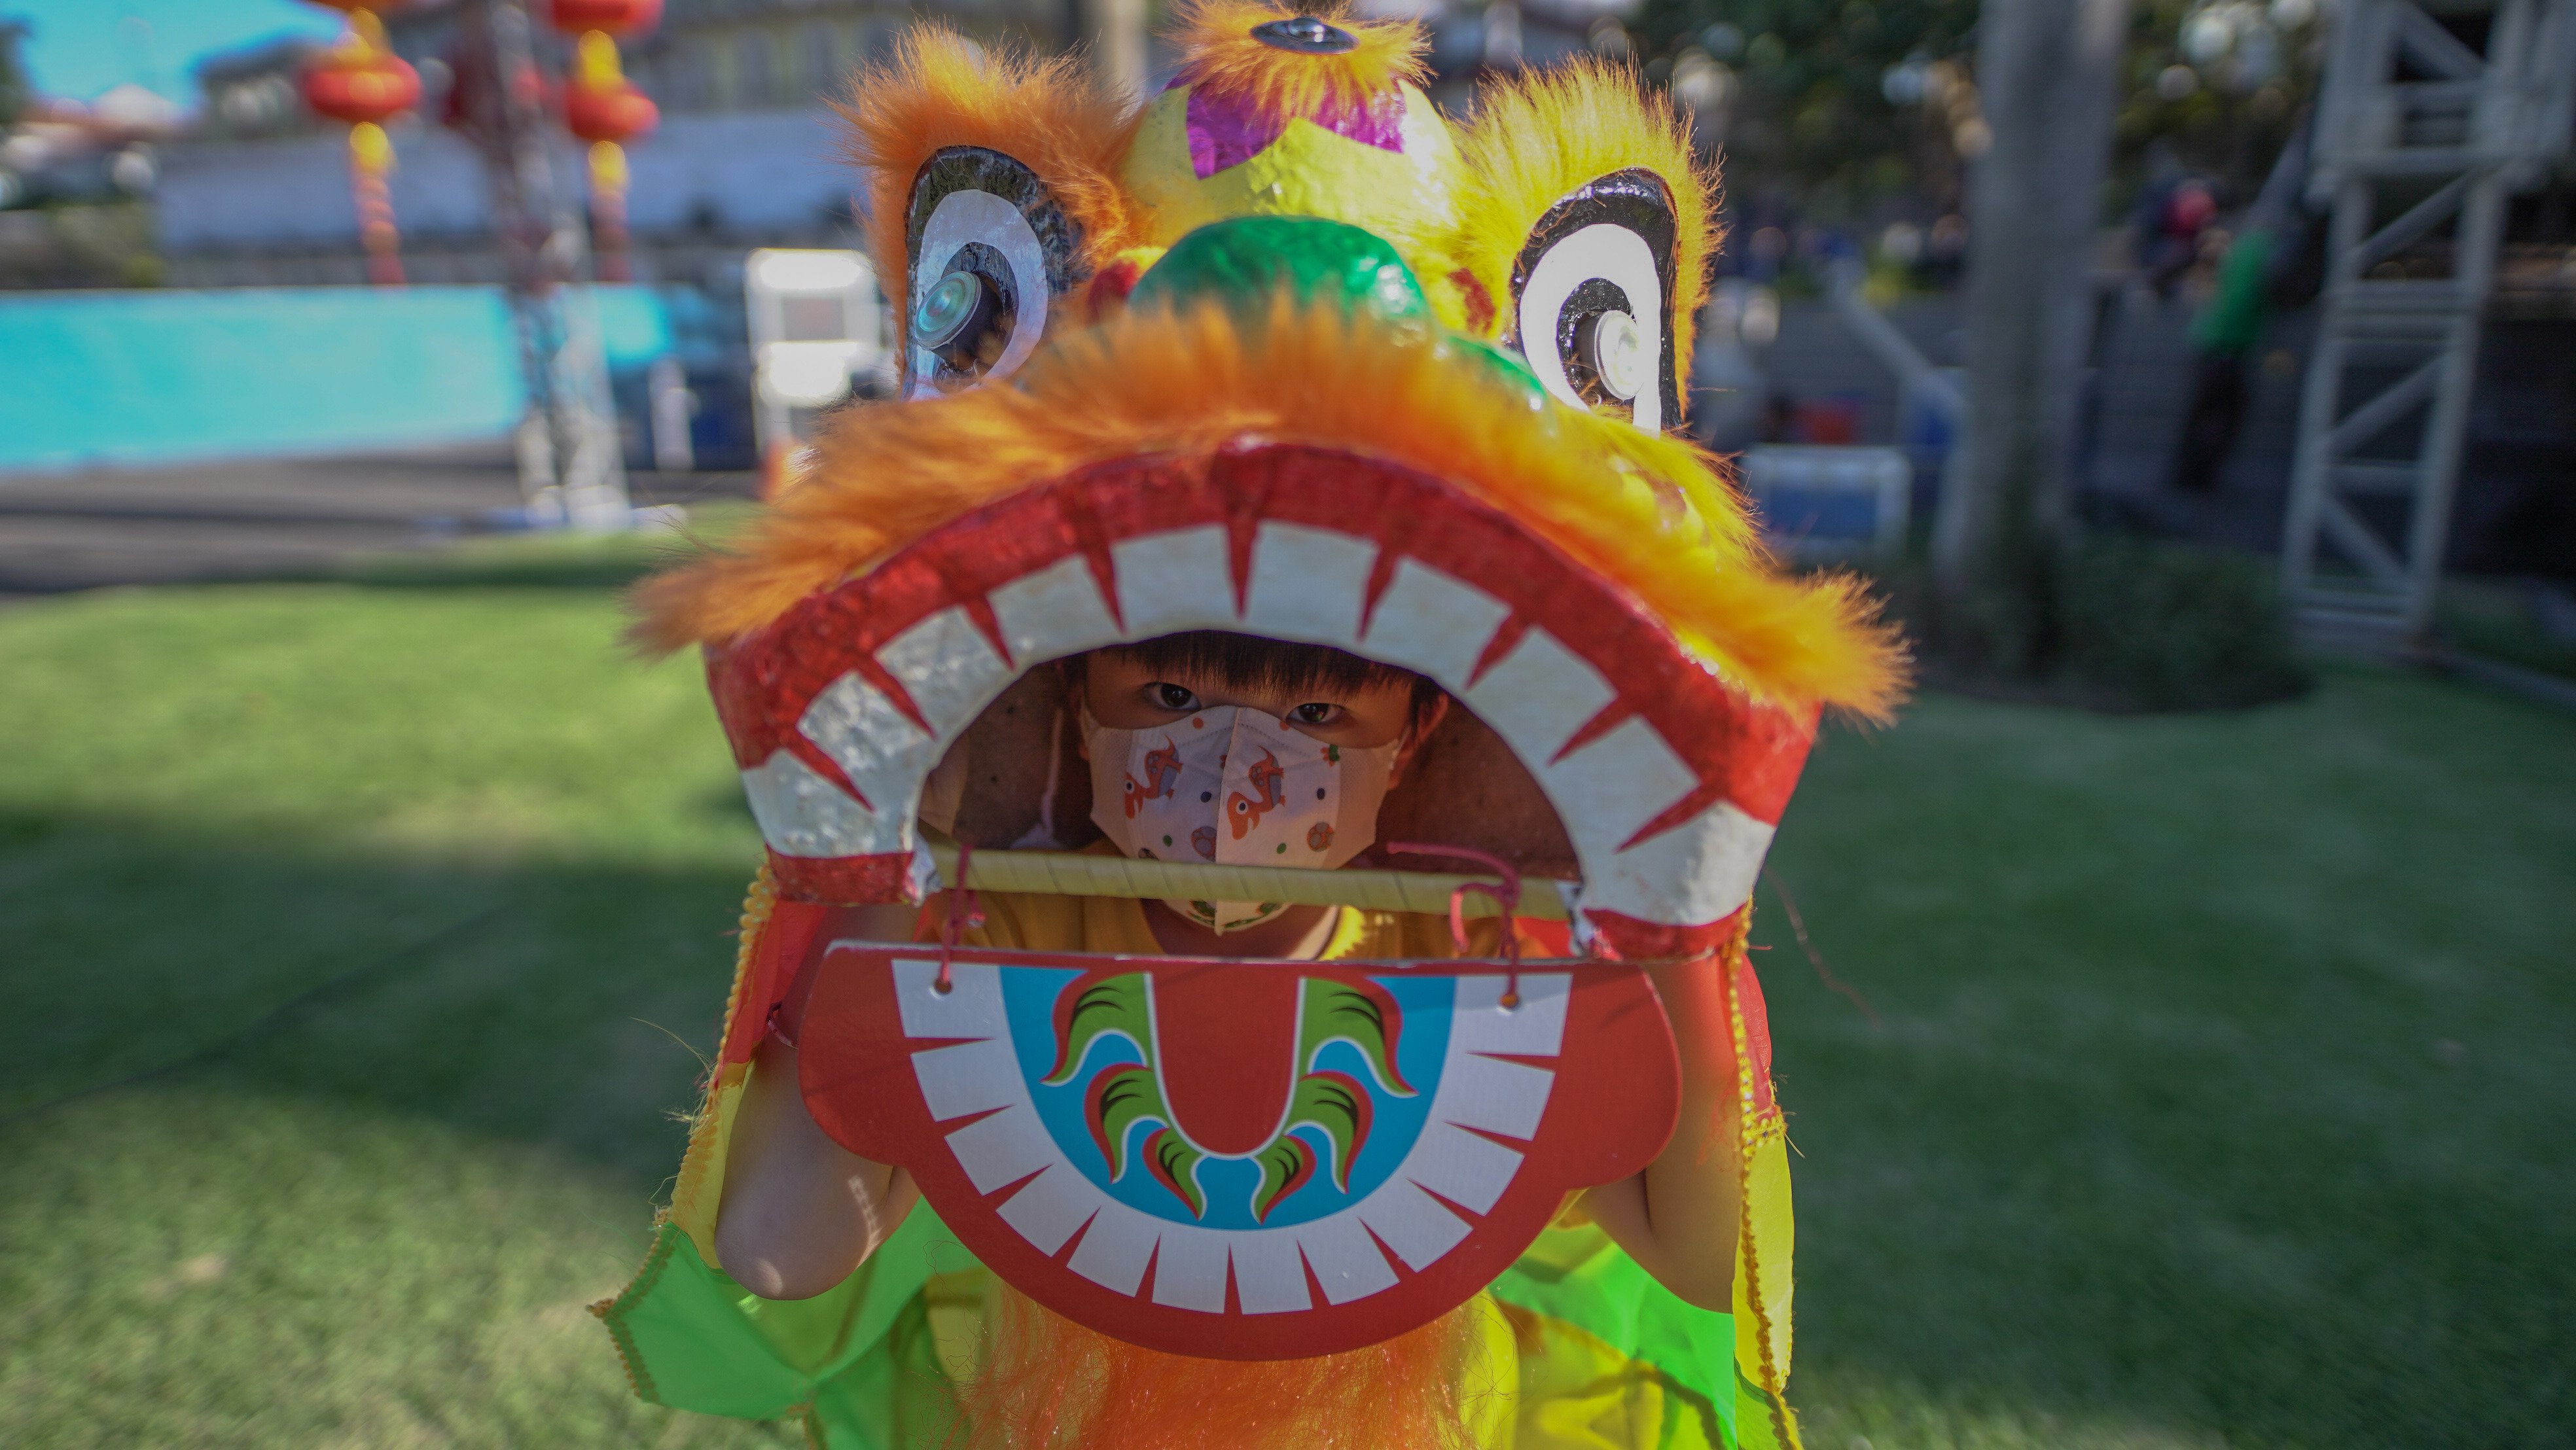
[709,441,1816,957]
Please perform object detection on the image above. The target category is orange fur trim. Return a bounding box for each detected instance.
[948,1279,1483,1450]
[836,27,1146,330]
[1167,0,1430,115]
[1456,61,1720,412]
[632,300,1905,720]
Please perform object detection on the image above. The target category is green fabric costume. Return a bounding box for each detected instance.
[599,1203,1785,1449]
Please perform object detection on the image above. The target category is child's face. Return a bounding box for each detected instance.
[1081,651,1423,753]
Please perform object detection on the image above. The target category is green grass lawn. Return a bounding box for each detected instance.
[1,544,2569,1449]
[2436,576,2576,684]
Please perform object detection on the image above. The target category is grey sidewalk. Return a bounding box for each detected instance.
[0,444,757,597]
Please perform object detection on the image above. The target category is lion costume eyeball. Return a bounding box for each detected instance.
[598,7,1902,1449]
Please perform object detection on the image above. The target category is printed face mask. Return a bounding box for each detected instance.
[1084,705,1400,934]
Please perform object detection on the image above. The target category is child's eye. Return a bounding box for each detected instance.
[1151,682,1199,711]
[1288,702,1342,726]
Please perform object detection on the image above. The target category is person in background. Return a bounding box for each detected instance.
[2136,142,2221,302]
[2171,116,2317,494]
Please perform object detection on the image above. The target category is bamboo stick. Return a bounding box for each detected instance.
[924,843,1575,920]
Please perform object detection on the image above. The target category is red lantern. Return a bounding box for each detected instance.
[564,29,654,281]
[302,44,420,126]
[564,75,657,144]
[300,9,417,285]
[546,0,662,37]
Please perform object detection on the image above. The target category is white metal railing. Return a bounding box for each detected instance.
[2280,0,2575,635]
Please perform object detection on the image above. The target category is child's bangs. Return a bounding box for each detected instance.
[1100,631,1444,715]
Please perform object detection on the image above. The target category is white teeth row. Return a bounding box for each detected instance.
[882,957,1571,1311]
[740,520,1777,928]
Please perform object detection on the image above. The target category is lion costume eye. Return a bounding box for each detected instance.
[1509,168,1681,432]
[904,147,1084,397]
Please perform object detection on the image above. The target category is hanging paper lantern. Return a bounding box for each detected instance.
[302,23,421,126]
[564,30,656,281]
[301,9,418,286]
[584,139,633,281]
[546,0,664,38]
[345,120,404,286]
[564,62,658,143]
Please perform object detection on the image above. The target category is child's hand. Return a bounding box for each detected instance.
[1577,959,1744,1311]
[713,904,922,1300]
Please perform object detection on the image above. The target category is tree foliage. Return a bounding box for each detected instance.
[1627,0,2320,218]
[0,17,32,132]
[1634,0,1982,215]
[2112,0,2321,202]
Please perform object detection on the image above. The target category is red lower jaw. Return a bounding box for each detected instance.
[708,442,1818,958]
[789,930,1689,1360]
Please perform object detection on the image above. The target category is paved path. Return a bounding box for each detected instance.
[0,444,757,597]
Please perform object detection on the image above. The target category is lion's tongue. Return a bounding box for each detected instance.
[1153,968,1300,1157]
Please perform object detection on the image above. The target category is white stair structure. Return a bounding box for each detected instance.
[2280,0,2576,635]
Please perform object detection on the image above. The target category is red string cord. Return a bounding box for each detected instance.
[1385,842,1524,1008]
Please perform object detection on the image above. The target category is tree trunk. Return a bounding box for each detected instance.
[1082,0,1150,103]
[1931,0,2132,672]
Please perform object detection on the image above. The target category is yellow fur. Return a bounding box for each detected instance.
[1166,0,1429,117]
[834,28,1145,334]
[1118,80,1469,313]
[1123,3,1464,319]
[1455,62,1719,397]
[633,300,1903,720]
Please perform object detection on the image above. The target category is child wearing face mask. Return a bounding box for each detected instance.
[961,630,1505,964]
[712,632,1753,1450]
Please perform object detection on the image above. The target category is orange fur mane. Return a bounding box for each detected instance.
[948,1281,1488,1450]
[632,300,1905,720]
[836,28,1145,328]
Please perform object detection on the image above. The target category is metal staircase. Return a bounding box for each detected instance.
[2280,0,2576,635]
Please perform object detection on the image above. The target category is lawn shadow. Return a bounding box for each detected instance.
[0,804,795,1447]
[1,807,752,1194]
[1738,677,2576,1450]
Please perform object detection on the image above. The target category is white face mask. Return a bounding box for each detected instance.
[1084,704,1401,934]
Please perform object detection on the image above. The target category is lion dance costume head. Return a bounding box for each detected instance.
[603,6,1904,1449]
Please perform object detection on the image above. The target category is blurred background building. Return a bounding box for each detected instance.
[1,0,2571,643]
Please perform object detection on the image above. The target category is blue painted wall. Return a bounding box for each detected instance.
[0,286,675,474]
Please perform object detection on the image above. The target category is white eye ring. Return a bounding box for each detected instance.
[1516,222,1666,433]
[906,188,1049,398]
